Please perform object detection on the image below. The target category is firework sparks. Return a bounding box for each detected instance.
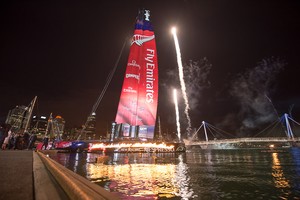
[173,89,181,141]
[171,27,192,137]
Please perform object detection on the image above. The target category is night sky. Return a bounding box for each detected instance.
[1,0,299,137]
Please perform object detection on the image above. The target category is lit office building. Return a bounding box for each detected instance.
[31,115,48,135]
[52,115,65,137]
[85,112,96,139]
[6,105,28,131]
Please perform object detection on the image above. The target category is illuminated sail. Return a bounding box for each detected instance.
[115,9,158,139]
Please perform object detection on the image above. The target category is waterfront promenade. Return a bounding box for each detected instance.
[0,150,119,200]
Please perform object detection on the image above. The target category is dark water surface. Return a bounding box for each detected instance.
[49,148,300,199]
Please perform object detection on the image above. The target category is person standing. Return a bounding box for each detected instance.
[23,131,30,149]
[41,135,49,150]
[50,137,56,149]
[0,123,7,148]
[13,132,21,150]
[27,132,37,150]
[2,129,12,150]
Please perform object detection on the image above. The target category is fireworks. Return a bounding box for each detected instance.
[171,27,192,137]
[173,89,181,140]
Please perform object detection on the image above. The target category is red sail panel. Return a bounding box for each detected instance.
[115,9,158,138]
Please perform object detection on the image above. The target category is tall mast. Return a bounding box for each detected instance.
[45,113,53,136]
[24,96,37,132]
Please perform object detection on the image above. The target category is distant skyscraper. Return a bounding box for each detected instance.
[5,96,37,132]
[52,115,65,136]
[31,115,48,135]
[85,112,96,138]
[6,105,28,131]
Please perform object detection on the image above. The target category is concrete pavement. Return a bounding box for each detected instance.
[0,150,119,200]
[0,150,34,200]
[0,150,68,200]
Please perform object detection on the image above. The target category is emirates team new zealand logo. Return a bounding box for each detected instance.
[131,34,155,46]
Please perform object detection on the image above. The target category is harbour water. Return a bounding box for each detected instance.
[50,148,300,199]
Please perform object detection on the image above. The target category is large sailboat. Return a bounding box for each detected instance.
[89,9,185,153]
[113,9,158,141]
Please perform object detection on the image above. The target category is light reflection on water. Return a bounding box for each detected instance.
[272,153,290,189]
[50,148,300,199]
[87,162,179,198]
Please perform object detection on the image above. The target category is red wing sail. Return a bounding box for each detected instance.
[115,9,158,139]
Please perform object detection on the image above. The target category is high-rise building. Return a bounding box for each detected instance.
[31,115,48,135]
[6,105,28,131]
[85,112,96,139]
[52,115,65,137]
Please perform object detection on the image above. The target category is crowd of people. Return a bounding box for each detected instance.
[0,123,38,150]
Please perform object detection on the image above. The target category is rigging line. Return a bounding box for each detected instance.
[206,124,233,138]
[91,67,115,113]
[265,94,287,134]
[253,119,280,137]
[289,104,294,118]
[208,125,230,139]
[78,38,128,140]
[204,124,220,137]
[288,116,300,126]
[205,122,236,138]
[206,125,217,139]
[91,38,128,115]
[263,124,277,137]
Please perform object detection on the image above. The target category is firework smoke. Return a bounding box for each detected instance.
[184,58,212,110]
[229,57,286,135]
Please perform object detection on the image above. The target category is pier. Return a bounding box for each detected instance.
[0,150,119,200]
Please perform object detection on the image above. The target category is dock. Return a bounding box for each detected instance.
[0,150,120,200]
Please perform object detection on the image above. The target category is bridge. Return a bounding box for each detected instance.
[185,113,300,149]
